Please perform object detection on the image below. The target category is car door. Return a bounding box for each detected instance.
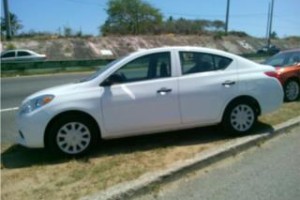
[101,51,181,136]
[1,51,16,61]
[16,51,32,61]
[178,51,238,124]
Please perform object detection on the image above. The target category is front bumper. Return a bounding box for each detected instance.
[16,109,51,148]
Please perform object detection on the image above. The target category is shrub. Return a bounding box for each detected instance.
[6,43,16,50]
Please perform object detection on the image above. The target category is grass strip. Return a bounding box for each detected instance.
[1,101,299,200]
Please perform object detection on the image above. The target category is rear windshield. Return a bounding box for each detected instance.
[265,51,300,67]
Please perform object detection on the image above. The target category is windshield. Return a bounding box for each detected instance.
[80,57,124,82]
[264,51,300,67]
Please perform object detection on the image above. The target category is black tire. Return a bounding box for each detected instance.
[222,101,258,135]
[47,114,99,156]
[284,79,300,102]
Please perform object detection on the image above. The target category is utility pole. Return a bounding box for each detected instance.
[3,0,12,40]
[266,2,271,39]
[225,0,230,34]
[267,0,274,47]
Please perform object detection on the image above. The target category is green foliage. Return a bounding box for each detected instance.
[101,2,227,36]
[213,31,226,40]
[270,31,278,39]
[76,29,83,37]
[15,28,89,39]
[1,12,23,37]
[63,26,73,37]
[101,0,163,35]
[284,36,300,40]
[17,30,55,38]
[228,31,249,37]
[6,43,16,50]
[159,18,225,35]
[210,20,225,31]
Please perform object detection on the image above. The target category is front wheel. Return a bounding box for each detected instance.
[222,101,257,135]
[47,114,98,156]
[284,79,300,102]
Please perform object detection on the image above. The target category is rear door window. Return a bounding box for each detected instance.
[180,52,232,75]
[17,51,31,57]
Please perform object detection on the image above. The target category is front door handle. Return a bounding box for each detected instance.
[157,88,172,94]
[222,80,236,86]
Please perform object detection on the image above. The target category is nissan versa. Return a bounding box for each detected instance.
[17,47,283,156]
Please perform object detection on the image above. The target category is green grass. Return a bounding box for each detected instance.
[259,101,300,125]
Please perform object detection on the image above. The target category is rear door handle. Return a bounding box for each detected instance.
[222,80,236,86]
[157,88,172,94]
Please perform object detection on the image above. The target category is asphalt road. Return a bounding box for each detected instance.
[135,125,300,200]
[1,73,89,144]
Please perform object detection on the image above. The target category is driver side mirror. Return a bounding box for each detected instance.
[100,74,123,87]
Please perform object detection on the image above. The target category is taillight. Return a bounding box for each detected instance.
[264,71,281,82]
[265,71,278,78]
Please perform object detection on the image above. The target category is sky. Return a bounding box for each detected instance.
[2,0,299,38]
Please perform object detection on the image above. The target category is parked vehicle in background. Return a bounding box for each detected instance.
[17,47,283,156]
[0,49,46,62]
[264,49,300,102]
[257,45,280,55]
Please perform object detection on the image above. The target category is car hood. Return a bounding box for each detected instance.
[22,83,83,104]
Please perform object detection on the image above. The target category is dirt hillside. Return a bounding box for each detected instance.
[1,35,299,60]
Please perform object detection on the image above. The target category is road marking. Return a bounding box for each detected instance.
[1,107,19,113]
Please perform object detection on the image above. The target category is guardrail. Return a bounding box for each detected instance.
[1,59,114,72]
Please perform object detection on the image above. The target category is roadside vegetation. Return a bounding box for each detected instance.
[1,101,299,200]
[1,0,277,41]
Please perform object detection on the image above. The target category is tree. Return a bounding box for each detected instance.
[270,31,278,39]
[63,26,72,37]
[1,12,23,36]
[210,20,225,31]
[101,0,163,35]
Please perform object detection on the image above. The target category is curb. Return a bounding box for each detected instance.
[82,116,300,200]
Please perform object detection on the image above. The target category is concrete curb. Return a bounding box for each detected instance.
[82,116,300,200]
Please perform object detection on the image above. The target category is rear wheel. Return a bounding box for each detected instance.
[222,101,257,135]
[47,114,99,156]
[284,79,300,102]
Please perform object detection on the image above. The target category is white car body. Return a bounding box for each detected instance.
[1,49,46,62]
[17,47,283,154]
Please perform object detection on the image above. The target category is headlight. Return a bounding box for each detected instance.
[20,95,55,114]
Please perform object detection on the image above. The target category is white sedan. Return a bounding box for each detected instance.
[17,47,283,156]
[1,49,46,62]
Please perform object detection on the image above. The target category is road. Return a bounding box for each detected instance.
[1,73,89,144]
[135,125,300,200]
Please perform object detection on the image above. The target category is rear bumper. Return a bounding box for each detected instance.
[259,80,284,115]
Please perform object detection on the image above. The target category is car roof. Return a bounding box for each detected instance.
[133,46,238,58]
[125,46,257,68]
[280,48,300,53]
[1,49,36,54]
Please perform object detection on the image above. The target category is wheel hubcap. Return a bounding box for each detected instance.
[56,122,91,154]
[230,104,255,132]
[286,81,299,101]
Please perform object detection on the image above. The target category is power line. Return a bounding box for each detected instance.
[65,0,105,8]
[163,12,268,18]
[273,15,300,25]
